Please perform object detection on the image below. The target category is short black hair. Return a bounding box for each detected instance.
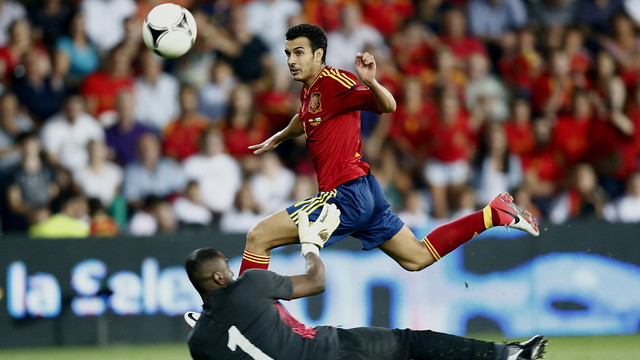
[286,24,327,64]
[185,248,223,294]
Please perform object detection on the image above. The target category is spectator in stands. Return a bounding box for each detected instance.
[255,66,297,133]
[198,59,237,122]
[133,50,180,131]
[361,0,413,37]
[155,197,178,234]
[302,0,344,34]
[249,152,296,214]
[222,83,270,162]
[87,197,119,237]
[122,133,186,209]
[215,6,271,84]
[465,53,510,122]
[81,44,135,118]
[423,86,477,218]
[548,163,608,223]
[219,181,264,233]
[81,0,137,51]
[388,77,432,160]
[245,0,301,62]
[424,46,468,97]
[397,190,430,231]
[105,90,156,166]
[439,8,487,67]
[172,10,217,87]
[162,84,209,162]
[29,192,89,238]
[0,92,33,172]
[498,27,544,96]
[520,117,564,209]
[588,74,637,197]
[12,49,67,123]
[528,0,575,29]
[128,194,159,236]
[450,185,478,220]
[74,139,123,209]
[552,90,593,168]
[467,0,528,43]
[53,12,100,89]
[0,0,27,47]
[40,95,104,172]
[0,18,45,85]
[27,0,75,51]
[604,171,640,222]
[6,132,58,231]
[599,12,640,88]
[574,0,625,36]
[173,180,212,229]
[326,3,388,72]
[390,20,436,77]
[562,27,592,81]
[474,123,523,206]
[183,128,242,216]
[531,50,577,116]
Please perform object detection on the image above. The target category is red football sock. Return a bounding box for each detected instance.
[238,250,270,276]
[422,206,497,261]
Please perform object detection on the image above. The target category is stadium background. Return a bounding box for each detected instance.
[1,0,640,358]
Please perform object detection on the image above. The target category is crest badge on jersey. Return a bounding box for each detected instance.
[308,92,322,114]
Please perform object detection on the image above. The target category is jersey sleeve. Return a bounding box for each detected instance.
[242,269,293,300]
[326,70,382,114]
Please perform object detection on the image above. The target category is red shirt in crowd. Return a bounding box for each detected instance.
[80,71,134,115]
[552,114,592,167]
[162,114,209,161]
[425,110,475,163]
[504,120,535,157]
[297,66,381,192]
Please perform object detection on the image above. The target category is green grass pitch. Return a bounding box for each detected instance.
[0,334,638,359]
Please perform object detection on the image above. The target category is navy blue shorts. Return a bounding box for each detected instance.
[286,174,404,250]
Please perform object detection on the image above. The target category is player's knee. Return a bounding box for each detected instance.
[246,224,268,250]
[399,258,434,272]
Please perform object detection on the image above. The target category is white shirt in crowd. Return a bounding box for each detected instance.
[81,0,137,51]
[134,73,180,131]
[172,197,212,226]
[40,112,104,172]
[182,153,242,213]
[249,166,296,214]
[0,0,26,46]
[74,162,123,206]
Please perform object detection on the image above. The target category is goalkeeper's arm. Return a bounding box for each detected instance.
[288,204,341,299]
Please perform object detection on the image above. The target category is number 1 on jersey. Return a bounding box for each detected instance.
[227,325,274,360]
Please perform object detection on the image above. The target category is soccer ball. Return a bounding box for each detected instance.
[142,3,197,58]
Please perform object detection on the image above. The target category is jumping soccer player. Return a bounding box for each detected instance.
[185,204,547,360]
[240,23,539,275]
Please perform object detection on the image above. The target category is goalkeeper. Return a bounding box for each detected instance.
[185,204,547,360]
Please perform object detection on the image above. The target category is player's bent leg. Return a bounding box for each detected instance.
[378,225,436,271]
[240,209,299,275]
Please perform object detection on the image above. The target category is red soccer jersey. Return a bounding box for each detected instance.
[297,66,381,191]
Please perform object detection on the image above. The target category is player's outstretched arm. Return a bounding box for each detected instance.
[289,204,341,299]
[354,52,396,113]
[289,252,325,299]
[248,114,305,155]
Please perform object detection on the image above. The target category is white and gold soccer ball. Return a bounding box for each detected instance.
[142,3,197,58]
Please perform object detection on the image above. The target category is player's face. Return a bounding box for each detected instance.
[284,37,323,86]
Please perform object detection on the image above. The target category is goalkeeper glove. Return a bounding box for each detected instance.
[299,203,341,256]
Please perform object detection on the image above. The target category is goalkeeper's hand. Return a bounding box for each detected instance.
[299,203,341,256]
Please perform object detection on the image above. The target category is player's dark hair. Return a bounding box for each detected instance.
[185,248,223,294]
[286,24,327,64]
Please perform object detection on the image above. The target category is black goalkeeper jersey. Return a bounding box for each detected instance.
[188,269,340,360]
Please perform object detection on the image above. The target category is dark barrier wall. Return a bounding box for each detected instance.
[1,223,639,348]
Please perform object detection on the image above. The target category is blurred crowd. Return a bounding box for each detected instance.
[2,0,640,239]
